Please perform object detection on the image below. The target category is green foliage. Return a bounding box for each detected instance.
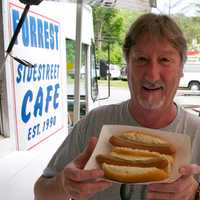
[95,48,108,62]
[93,5,200,64]
[109,43,123,65]
[119,9,142,44]
[66,39,75,64]
[173,15,200,48]
[66,40,88,68]
[93,6,123,48]
[96,42,123,65]
[93,6,143,65]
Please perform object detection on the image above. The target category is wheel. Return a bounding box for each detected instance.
[188,82,200,90]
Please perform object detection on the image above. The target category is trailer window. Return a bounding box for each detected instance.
[66,39,88,124]
[90,43,98,101]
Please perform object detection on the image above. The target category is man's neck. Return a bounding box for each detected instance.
[128,100,177,129]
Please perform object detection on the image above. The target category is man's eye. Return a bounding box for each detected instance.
[160,57,171,63]
[135,57,148,64]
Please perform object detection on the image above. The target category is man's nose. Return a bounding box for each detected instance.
[144,60,160,81]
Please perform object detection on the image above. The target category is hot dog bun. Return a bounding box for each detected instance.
[97,147,171,169]
[96,131,175,183]
[109,131,175,155]
[96,147,173,183]
[102,163,169,183]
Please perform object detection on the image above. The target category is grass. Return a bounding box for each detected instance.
[98,79,128,88]
[67,76,129,88]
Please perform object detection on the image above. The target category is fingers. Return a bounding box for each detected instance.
[62,164,109,200]
[147,189,191,200]
[147,190,176,200]
[65,165,104,182]
[147,175,197,200]
[147,181,196,200]
[66,179,112,200]
[61,137,112,199]
[179,164,200,176]
[74,137,98,169]
[148,175,193,193]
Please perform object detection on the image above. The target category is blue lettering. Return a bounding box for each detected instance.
[50,64,54,79]
[53,83,60,109]
[12,9,19,44]
[23,65,27,82]
[46,64,50,80]
[28,124,40,140]
[49,23,54,49]
[33,87,43,117]
[16,63,60,83]
[21,90,33,123]
[37,18,44,48]
[27,67,32,82]
[45,85,53,112]
[28,127,32,140]
[32,125,37,138]
[32,124,40,138]
[54,25,59,50]
[22,84,60,123]
[30,16,37,47]
[33,66,37,81]
[44,21,49,49]
[16,64,23,83]
[42,64,46,80]
[38,64,42,81]
[56,64,60,78]
[22,18,29,47]
[12,9,59,50]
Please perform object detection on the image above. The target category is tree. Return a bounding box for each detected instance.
[93,6,123,50]
[174,14,200,49]
[93,6,142,65]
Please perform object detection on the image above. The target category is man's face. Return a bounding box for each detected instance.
[127,34,183,111]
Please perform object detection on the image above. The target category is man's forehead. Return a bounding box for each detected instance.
[130,38,179,56]
[132,49,179,55]
[136,32,168,42]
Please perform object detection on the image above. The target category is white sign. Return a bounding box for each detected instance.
[8,2,66,150]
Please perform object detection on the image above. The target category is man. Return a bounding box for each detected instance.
[34,13,200,200]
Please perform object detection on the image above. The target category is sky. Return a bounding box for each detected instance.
[152,0,199,16]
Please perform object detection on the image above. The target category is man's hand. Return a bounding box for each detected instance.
[60,137,112,200]
[147,164,200,200]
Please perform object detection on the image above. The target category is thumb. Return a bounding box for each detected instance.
[179,164,200,176]
[74,137,98,169]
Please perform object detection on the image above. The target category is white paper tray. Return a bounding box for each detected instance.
[85,125,191,184]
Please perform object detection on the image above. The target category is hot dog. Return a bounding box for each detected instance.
[96,131,175,183]
[109,131,176,155]
[101,163,169,183]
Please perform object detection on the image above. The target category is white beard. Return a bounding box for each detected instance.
[137,95,165,110]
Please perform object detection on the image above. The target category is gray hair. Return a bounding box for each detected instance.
[123,13,187,63]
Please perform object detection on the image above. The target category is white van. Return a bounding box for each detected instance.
[109,64,121,79]
[179,63,200,90]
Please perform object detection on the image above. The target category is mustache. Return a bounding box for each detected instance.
[141,80,165,89]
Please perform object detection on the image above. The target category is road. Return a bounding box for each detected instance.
[97,86,200,116]
[98,86,130,105]
[67,79,200,116]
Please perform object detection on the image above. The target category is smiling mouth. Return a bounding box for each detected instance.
[142,86,163,91]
